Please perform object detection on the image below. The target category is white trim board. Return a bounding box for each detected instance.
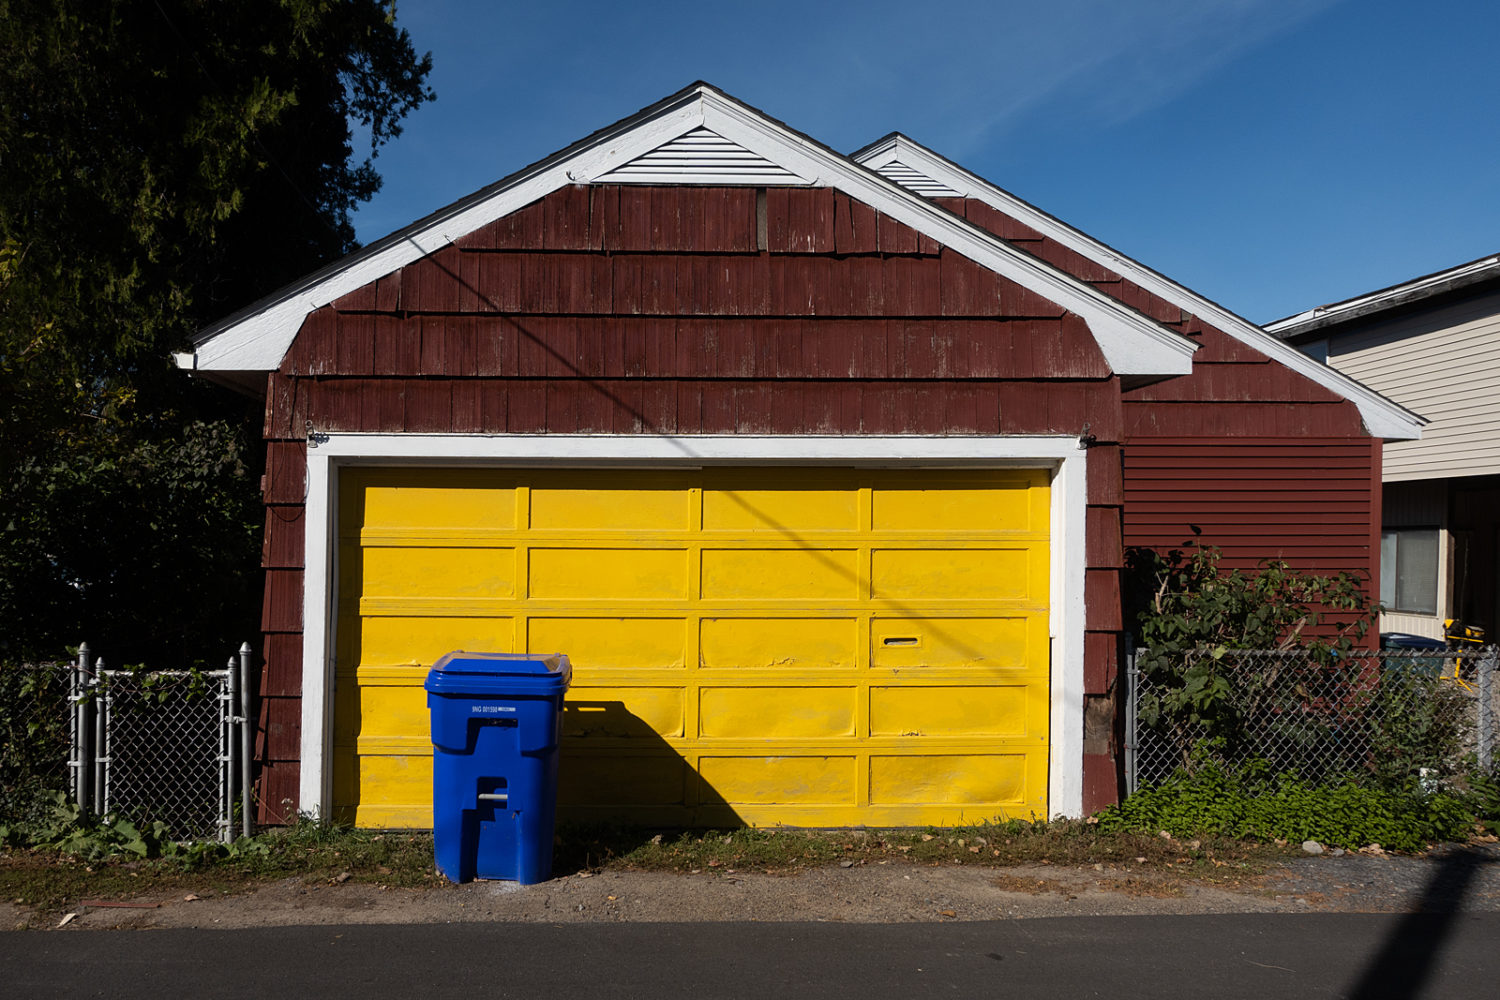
[297,433,1089,821]
[184,83,1194,381]
[852,134,1424,441]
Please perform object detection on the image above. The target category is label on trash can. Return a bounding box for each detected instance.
[473,705,517,714]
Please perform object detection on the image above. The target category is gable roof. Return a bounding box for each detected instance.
[1267,251,1500,340]
[183,83,1195,385]
[851,133,1423,441]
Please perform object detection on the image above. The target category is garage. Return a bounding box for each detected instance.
[334,465,1052,827]
[184,82,1399,823]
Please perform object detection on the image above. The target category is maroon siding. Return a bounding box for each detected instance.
[257,185,1125,818]
[954,194,1378,582]
[955,197,1382,809]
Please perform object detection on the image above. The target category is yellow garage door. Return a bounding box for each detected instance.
[333,467,1050,828]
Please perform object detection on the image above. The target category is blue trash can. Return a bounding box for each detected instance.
[424,651,571,884]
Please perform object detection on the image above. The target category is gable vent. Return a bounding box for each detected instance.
[873,160,963,198]
[592,127,807,184]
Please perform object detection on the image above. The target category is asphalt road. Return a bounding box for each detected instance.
[5,913,1498,999]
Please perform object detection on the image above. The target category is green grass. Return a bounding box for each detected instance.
[0,817,1286,921]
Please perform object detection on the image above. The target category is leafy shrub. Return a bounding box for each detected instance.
[1099,760,1474,851]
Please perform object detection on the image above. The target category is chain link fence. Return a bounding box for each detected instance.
[1126,645,1500,793]
[0,645,254,843]
[0,661,75,832]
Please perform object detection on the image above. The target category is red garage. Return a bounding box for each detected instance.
[180,84,1419,827]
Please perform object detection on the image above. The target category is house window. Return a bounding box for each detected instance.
[1380,527,1439,615]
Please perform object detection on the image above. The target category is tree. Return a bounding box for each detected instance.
[0,1,434,663]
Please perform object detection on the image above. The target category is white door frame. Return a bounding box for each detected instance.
[298,433,1089,820]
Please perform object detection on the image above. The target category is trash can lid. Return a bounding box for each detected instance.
[424,651,571,695]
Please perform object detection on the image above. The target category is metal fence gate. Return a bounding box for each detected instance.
[68,643,254,842]
[1125,644,1500,794]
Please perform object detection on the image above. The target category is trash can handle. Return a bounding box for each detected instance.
[478,793,509,804]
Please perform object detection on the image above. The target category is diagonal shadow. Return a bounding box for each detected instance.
[1344,846,1494,1000]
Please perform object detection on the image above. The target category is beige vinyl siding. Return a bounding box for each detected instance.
[1326,289,1500,481]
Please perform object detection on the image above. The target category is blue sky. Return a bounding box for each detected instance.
[352,0,1500,324]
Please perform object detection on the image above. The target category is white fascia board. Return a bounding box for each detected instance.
[198,84,1191,381]
[854,135,1424,441]
[197,96,713,373]
[298,433,1090,820]
[700,98,1194,378]
[1266,253,1500,336]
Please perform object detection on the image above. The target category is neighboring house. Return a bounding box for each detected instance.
[1269,254,1500,642]
[180,84,1419,829]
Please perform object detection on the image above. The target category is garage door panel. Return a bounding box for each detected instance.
[702,486,859,532]
[699,617,857,669]
[869,685,1029,737]
[869,615,1042,670]
[871,478,1043,533]
[869,754,1029,808]
[699,686,856,738]
[529,548,688,599]
[336,467,1052,828]
[337,674,429,745]
[531,485,691,531]
[700,548,858,600]
[334,752,431,827]
[361,546,516,599]
[563,689,684,738]
[559,753,687,807]
[352,616,515,666]
[871,547,1037,601]
[527,617,686,670]
[350,470,518,531]
[698,755,856,805]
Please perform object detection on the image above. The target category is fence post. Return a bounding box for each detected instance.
[224,655,238,844]
[239,641,254,839]
[93,658,107,816]
[1124,636,1138,797]
[1480,645,1497,774]
[73,643,92,811]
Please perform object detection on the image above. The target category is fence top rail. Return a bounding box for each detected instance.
[1162,645,1499,661]
[95,668,232,680]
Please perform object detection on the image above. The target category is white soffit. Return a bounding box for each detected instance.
[186,84,1194,380]
[852,134,1423,441]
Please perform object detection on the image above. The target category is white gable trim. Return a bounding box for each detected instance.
[593,126,809,185]
[871,159,964,197]
[187,85,1194,380]
[854,135,1424,441]
[297,432,1088,821]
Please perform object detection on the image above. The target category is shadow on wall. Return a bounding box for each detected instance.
[558,699,745,830]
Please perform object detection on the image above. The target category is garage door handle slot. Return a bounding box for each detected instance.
[883,636,919,646]
[477,793,509,804]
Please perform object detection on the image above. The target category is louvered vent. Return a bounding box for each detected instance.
[874,160,963,198]
[593,127,807,184]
